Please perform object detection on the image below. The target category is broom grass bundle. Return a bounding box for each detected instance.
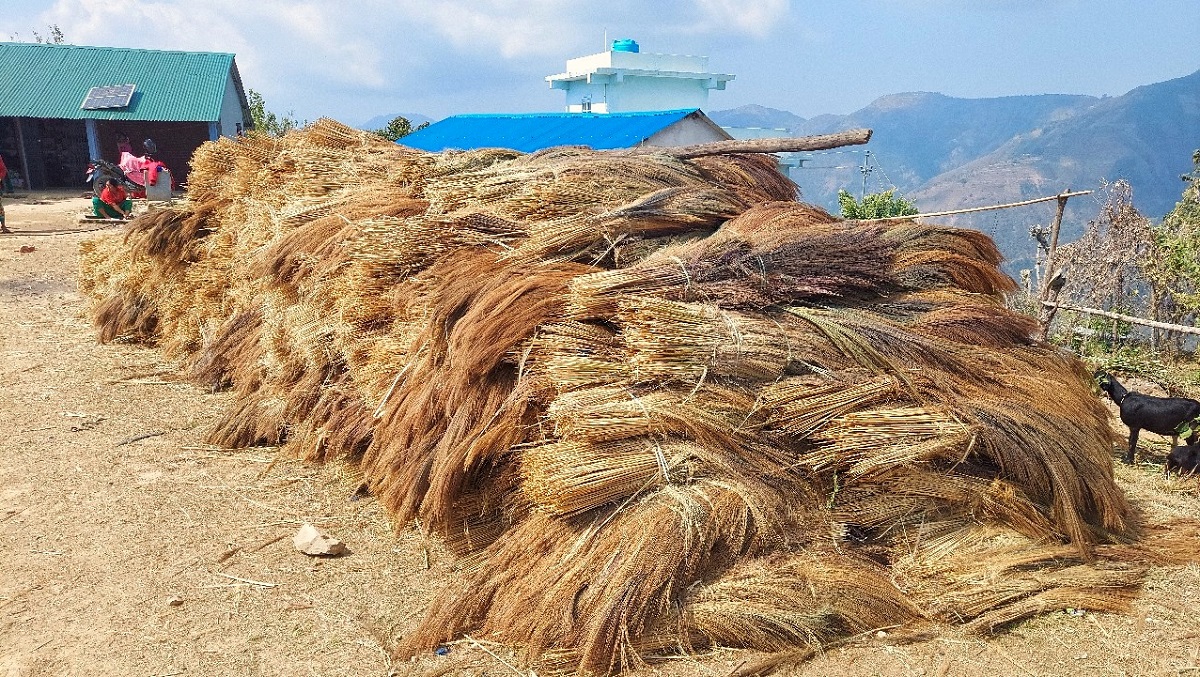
[507,186,748,263]
[909,299,1040,347]
[689,153,801,204]
[521,437,704,517]
[521,321,631,393]
[545,384,760,452]
[835,471,1060,544]
[617,298,800,383]
[882,221,1007,267]
[799,406,970,476]
[681,552,922,653]
[121,207,206,264]
[876,221,1016,295]
[403,480,789,675]
[567,204,900,318]
[77,117,1173,676]
[351,212,525,278]
[894,531,1147,632]
[754,374,901,438]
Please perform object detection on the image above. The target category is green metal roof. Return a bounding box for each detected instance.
[0,42,239,122]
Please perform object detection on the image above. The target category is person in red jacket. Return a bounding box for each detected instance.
[0,154,8,233]
[93,178,133,219]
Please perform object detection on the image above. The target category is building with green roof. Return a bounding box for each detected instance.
[0,42,251,189]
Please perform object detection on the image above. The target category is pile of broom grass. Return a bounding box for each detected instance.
[80,119,1169,675]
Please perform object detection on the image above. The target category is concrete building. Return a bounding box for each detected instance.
[399,40,738,154]
[546,39,734,114]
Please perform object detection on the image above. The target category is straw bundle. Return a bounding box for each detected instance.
[799,406,970,476]
[520,437,704,517]
[79,118,1168,675]
[567,203,898,318]
[682,552,923,652]
[522,321,630,393]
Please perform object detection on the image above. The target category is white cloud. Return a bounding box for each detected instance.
[37,0,387,89]
[392,0,790,58]
[403,0,589,59]
[693,0,789,37]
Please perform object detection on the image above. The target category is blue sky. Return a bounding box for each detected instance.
[4,1,1197,127]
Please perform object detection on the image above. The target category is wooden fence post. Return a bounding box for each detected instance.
[1036,191,1073,341]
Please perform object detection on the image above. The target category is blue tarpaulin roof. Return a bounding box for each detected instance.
[399,109,705,152]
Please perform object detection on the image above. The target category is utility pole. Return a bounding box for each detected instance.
[859,150,873,200]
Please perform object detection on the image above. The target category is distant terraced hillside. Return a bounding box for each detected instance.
[711,69,1200,271]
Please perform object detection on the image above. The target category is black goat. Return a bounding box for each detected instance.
[1095,371,1200,465]
[1166,444,1200,478]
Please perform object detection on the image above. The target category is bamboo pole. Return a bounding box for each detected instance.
[1041,302,1200,336]
[868,189,1093,222]
[639,128,873,159]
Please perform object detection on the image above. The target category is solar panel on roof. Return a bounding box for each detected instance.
[81,84,136,110]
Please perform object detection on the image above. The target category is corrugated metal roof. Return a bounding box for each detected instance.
[0,42,236,122]
[399,109,703,152]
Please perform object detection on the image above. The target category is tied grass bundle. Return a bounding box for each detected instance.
[521,437,704,517]
[800,406,970,476]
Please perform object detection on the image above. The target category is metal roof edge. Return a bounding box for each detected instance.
[444,109,700,120]
[0,41,236,60]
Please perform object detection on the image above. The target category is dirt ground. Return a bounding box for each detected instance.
[2,191,1200,677]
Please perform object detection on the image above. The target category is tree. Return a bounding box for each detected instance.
[35,25,66,44]
[10,24,66,43]
[1049,157,1200,354]
[246,88,303,137]
[1143,149,1200,341]
[372,115,429,142]
[837,188,918,220]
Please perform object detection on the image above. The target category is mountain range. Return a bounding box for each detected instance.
[709,70,1200,271]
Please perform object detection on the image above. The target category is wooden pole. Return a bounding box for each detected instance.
[1036,191,1074,341]
[639,128,873,159]
[1041,302,1200,336]
[14,118,33,191]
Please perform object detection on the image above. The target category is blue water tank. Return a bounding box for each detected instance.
[611,39,639,53]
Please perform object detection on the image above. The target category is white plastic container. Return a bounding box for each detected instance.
[145,169,172,201]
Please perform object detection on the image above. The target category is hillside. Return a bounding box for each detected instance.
[713,93,1095,187]
[712,70,1200,272]
[706,103,806,131]
[911,70,1200,268]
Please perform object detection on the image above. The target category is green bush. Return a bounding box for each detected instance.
[837,188,918,220]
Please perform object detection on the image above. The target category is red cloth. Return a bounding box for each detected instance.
[100,184,127,207]
[118,151,167,187]
[0,155,7,182]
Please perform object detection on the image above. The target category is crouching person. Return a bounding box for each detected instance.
[93,178,132,219]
